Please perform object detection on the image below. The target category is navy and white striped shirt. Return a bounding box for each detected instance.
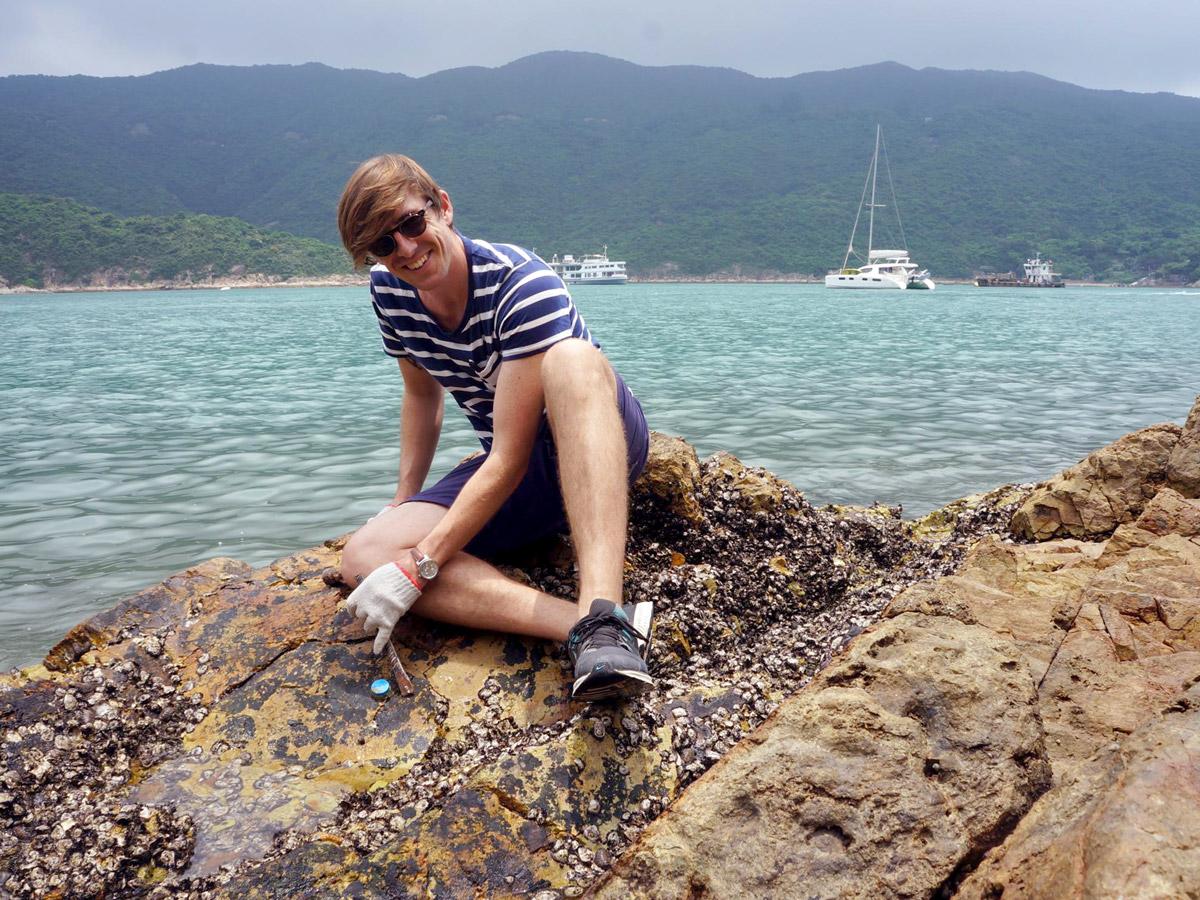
[370,235,597,448]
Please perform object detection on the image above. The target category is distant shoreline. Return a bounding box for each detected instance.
[0,275,1175,294]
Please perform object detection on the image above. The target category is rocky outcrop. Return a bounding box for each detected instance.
[7,412,1199,899]
[1012,393,1200,540]
[594,414,1200,899]
[591,612,1051,899]
[1168,394,1200,497]
[4,433,1009,899]
[1011,422,1181,540]
[956,680,1200,900]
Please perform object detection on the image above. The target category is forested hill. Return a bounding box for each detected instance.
[0,194,349,288]
[2,53,1199,281]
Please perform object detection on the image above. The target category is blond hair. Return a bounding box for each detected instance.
[337,154,445,267]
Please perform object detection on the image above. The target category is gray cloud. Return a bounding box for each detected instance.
[1,0,1197,96]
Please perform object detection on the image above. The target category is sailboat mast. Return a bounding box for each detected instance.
[866,123,880,258]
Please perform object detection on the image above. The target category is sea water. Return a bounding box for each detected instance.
[2,283,1198,669]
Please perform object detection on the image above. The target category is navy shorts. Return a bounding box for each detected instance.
[407,374,650,561]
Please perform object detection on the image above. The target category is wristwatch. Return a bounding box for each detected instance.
[411,548,439,582]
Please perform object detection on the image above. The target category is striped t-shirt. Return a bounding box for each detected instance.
[370,234,597,448]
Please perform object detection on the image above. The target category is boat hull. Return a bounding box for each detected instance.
[974,279,1064,288]
[824,273,908,289]
[562,275,628,285]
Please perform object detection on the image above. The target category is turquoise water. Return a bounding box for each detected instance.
[2,282,1198,669]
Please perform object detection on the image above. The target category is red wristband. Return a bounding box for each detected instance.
[393,562,422,590]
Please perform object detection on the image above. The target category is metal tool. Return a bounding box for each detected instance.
[385,639,415,696]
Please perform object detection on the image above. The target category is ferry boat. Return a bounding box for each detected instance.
[548,247,628,285]
[975,256,1065,288]
[825,125,935,291]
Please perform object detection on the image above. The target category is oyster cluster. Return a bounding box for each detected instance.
[1,656,202,898]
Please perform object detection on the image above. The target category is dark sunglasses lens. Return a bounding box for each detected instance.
[368,233,397,258]
[367,205,430,257]
[398,210,428,239]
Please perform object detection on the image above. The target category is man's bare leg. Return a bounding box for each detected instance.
[341,501,577,641]
[540,339,629,617]
[540,341,652,699]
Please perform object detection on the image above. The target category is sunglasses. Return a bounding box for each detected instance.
[368,200,434,258]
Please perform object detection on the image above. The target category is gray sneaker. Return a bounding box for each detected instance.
[567,599,654,701]
[624,600,654,661]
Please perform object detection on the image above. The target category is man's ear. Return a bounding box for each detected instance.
[439,189,453,226]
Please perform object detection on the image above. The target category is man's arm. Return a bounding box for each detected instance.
[393,358,444,505]
[413,352,546,568]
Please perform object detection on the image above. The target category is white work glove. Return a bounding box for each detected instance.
[344,562,422,654]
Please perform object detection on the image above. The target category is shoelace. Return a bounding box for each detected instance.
[569,612,641,652]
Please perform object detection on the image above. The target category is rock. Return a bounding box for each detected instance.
[9,413,1200,898]
[1134,485,1200,536]
[1036,533,1200,778]
[633,432,705,524]
[11,436,980,897]
[701,452,785,513]
[957,681,1200,899]
[594,406,1200,898]
[1166,393,1200,497]
[43,557,254,672]
[1094,487,1200,566]
[1011,422,1182,540]
[908,484,1033,543]
[591,612,1051,899]
[887,536,1099,680]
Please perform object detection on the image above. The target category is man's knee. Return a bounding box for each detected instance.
[341,502,443,584]
[341,526,396,586]
[542,339,615,401]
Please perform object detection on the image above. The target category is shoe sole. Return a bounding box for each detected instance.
[572,667,654,701]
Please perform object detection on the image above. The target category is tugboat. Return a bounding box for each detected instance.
[975,256,1065,287]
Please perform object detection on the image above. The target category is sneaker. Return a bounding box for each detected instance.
[623,600,654,661]
[567,599,654,701]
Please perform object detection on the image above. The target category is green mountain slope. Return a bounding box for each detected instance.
[2,53,1199,280]
[0,194,349,288]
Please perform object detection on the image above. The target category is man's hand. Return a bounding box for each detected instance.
[344,562,422,654]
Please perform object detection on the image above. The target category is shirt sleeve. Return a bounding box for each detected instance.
[370,279,410,360]
[493,260,587,360]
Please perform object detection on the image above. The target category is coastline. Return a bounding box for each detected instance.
[0,274,1153,294]
[0,274,365,295]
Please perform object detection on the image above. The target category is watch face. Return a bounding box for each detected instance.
[417,558,439,580]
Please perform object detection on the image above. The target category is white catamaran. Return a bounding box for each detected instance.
[825,125,935,291]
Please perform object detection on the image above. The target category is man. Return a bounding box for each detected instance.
[335,154,652,700]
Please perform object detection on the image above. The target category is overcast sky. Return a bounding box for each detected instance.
[2,0,1198,97]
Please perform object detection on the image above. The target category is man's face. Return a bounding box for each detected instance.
[374,188,458,291]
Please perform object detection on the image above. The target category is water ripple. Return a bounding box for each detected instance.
[2,284,1198,668]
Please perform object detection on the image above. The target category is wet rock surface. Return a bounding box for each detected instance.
[8,410,1199,899]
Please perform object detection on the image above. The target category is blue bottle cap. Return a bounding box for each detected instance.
[370,678,391,699]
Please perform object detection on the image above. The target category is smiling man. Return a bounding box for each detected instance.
[334,154,652,700]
